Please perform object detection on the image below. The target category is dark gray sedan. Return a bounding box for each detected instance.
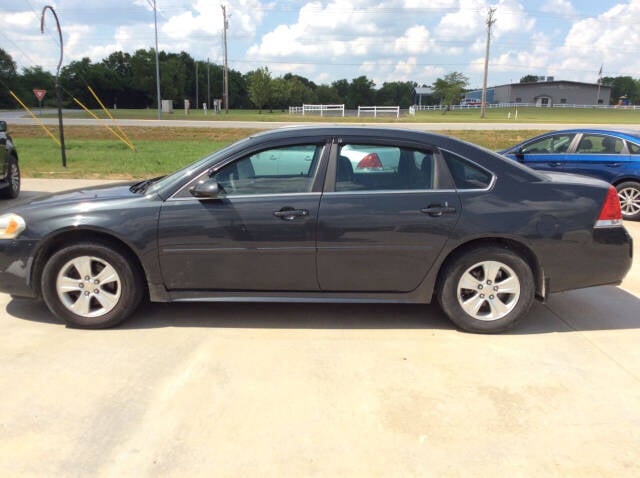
[0,127,633,333]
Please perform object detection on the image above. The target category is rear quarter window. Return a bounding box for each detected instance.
[442,150,493,190]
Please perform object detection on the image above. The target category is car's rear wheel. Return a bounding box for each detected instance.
[0,156,20,199]
[41,243,143,328]
[616,181,640,221]
[437,247,535,333]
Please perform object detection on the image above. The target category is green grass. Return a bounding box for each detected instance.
[47,106,640,124]
[412,106,640,123]
[19,138,226,179]
[13,126,549,179]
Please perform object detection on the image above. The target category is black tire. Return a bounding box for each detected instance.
[41,242,144,328]
[0,155,20,199]
[437,246,535,333]
[616,181,640,221]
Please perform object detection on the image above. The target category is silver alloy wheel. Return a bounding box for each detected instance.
[56,256,122,318]
[10,162,19,193]
[457,260,521,321]
[618,186,640,217]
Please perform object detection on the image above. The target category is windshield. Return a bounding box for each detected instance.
[145,137,253,197]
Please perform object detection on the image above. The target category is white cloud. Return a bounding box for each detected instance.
[4,11,33,27]
[541,0,576,17]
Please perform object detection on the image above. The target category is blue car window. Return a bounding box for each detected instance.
[522,134,575,154]
[577,135,623,154]
[628,142,640,154]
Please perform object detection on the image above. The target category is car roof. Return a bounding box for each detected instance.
[525,128,640,142]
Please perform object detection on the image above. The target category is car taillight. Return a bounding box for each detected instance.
[357,153,383,170]
[595,186,623,228]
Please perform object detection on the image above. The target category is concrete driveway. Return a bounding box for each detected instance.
[1,179,639,477]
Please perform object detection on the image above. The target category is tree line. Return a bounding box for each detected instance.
[3,46,637,111]
[0,47,421,111]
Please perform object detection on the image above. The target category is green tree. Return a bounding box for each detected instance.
[247,66,272,112]
[331,79,349,103]
[519,74,539,83]
[15,67,55,107]
[271,77,289,111]
[347,75,375,108]
[602,76,639,104]
[0,48,17,107]
[376,81,417,108]
[433,71,469,111]
[316,84,341,104]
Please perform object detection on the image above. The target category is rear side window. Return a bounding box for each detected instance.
[628,142,640,154]
[336,144,436,192]
[576,134,623,154]
[442,150,493,190]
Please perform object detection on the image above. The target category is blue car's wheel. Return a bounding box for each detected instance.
[616,182,640,221]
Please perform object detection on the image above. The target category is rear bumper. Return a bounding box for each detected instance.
[546,227,633,293]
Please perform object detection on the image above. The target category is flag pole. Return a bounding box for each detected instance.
[596,64,603,106]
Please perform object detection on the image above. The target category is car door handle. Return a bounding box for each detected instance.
[273,208,309,221]
[421,203,457,217]
[548,161,562,167]
[606,163,621,168]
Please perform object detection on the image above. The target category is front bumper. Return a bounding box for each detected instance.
[0,239,39,298]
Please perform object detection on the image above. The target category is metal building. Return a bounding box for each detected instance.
[465,80,611,106]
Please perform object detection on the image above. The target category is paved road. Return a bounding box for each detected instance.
[1,179,639,476]
[5,110,640,131]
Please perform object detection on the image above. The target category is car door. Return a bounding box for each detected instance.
[316,138,461,292]
[508,132,577,172]
[563,133,629,183]
[157,142,328,291]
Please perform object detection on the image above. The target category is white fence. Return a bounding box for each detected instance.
[412,102,640,111]
[289,104,345,116]
[357,106,400,118]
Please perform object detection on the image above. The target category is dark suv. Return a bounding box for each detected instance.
[0,120,20,199]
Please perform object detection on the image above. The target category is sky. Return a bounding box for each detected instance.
[1,0,638,89]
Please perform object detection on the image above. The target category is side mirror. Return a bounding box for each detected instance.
[190,179,222,199]
[515,148,525,161]
[0,121,6,133]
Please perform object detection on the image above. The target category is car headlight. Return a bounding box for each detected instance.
[0,213,26,239]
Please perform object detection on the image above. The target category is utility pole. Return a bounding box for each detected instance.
[207,57,210,109]
[480,7,496,119]
[152,0,161,119]
[221,4,229,113]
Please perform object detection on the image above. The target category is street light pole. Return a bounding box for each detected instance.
[221,4,229,113]
[40,5,67,167]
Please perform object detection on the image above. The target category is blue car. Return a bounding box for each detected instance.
[500,129,640,220]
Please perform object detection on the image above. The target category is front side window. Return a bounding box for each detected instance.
[521,133,576,154]
[212,144,322,195]
[576,134,623,154]
[336,144,436,192]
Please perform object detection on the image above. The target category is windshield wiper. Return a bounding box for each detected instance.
[130,176,164,194]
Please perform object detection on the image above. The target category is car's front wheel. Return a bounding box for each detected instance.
[437,246,535,333]
[616,181,640,221]
[41,242,144,328]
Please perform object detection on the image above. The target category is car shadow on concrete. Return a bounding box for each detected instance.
[6,285,640,334]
